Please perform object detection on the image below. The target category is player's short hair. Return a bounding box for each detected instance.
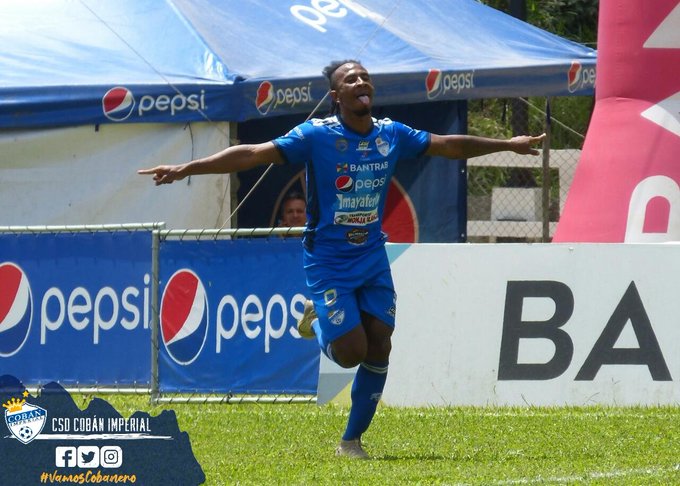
[322,60,362,90]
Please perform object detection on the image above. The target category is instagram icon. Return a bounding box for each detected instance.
[100,446,123,468]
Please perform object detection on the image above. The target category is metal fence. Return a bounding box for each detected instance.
[466,96,591,242]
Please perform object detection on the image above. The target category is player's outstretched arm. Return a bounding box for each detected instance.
[427,133,546,160]
[138,141,283,185]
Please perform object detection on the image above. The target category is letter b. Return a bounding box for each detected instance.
[498,281,574,380]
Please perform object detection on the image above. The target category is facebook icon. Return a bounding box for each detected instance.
[55,446,76,467]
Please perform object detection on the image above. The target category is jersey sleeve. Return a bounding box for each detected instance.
[395,121,431,158]
[271,122,314,165]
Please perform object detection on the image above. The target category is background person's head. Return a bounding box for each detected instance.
[279,191,306,227]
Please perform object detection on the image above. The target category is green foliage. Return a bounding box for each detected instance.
[526,0,598,45]
[95,394,680,485]
[482,0,598,46]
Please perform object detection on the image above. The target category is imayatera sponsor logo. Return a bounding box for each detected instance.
[333,209,379,226]
[425,69,475,99]
[336,193,380,210]
[349,161,388,172]
[102,87,207,122]
[567,60,596,93]
[255,81,313,115]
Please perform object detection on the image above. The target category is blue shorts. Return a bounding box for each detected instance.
[303,247,396,353]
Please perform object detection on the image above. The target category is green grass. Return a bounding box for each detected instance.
[83,395,680,485]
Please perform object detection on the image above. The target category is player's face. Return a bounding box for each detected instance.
[332,63,374,117]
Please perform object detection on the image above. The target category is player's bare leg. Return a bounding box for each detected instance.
[333,313,392,459]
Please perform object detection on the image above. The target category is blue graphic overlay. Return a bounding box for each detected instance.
[0,375,205,485]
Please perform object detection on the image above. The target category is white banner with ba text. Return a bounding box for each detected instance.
[382,243,680,406]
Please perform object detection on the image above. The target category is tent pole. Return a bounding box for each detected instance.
[542,98,552,242]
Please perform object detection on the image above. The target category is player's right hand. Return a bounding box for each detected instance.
[137,165,185,185]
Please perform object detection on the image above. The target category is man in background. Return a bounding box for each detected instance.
[279,191,306,228]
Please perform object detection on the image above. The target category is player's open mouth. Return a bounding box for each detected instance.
[357,95,370,105]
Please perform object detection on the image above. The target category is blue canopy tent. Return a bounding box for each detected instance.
[0,0,596,239]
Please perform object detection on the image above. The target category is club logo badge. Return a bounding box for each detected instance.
[3,394,46,444]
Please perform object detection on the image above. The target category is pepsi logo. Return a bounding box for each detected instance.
[568,61,582,93]
[335,175,354,193]
[425,69,442,99]
[255,81,275,115]
[383,180,418,243]
[102,87,135,121]
[160,269,209,365]
[0,263,33,357]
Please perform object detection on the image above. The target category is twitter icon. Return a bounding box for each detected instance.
[77,446,99,468]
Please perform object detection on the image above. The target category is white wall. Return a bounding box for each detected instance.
[0,122,231,229]
[383,243,680,406]
[318,243,680,406]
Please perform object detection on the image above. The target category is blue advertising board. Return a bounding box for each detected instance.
[158,237,319,394]
[0,231,152,385]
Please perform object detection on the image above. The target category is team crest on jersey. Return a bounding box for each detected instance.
[375,137,390,156]
[335,138,348,152]
[329,309,345,326]
[3,393,47,444]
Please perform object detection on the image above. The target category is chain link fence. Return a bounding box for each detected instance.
[466,96,592,242]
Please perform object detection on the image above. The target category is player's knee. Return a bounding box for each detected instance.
[332,344,366,368]
[367,335,391,362]
[331,336,367,368]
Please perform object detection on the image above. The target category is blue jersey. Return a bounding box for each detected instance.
[273,115,430,260]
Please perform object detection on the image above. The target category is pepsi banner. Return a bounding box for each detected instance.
[0,231,152,385]
[1,0,596,129]
[158,237,319,394]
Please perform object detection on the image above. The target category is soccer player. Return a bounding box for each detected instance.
[138,60,545,459]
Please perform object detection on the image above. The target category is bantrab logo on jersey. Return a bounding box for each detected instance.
[3,393,46,444]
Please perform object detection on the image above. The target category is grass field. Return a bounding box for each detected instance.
[94,395,680,485]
